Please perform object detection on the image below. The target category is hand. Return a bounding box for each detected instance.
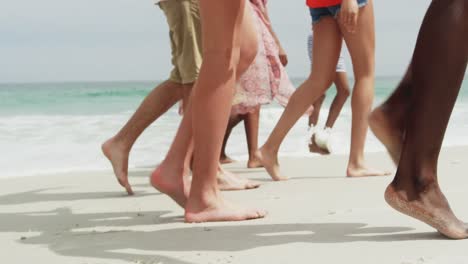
[279,46,288,66]
[339,0,359,33]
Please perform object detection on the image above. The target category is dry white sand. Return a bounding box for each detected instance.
[2,147,468,264]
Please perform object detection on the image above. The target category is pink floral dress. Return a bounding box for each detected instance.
[232,0,296,114]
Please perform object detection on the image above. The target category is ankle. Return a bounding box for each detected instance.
[348,156,366,169]
[110,135,133,152]
[160,158,187,176]
[414,165,438,191]
[261,144,278,156]
[248,152,258,160]
[393,167,438,194]
[188,187,221,208]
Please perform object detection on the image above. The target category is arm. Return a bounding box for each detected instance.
[258,4,288,66]
[339,0,359,33]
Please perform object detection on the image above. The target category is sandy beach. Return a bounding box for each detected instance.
[2,147,468,264]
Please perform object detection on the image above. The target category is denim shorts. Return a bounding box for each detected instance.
[309,0,369,25]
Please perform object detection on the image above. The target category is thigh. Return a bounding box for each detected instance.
[310,17,343,86]
[198,0,247,55]
[339,0,375,78]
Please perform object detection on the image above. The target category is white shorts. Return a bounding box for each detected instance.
[308,33,347,73]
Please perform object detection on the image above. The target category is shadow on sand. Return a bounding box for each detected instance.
[0,205,445,264]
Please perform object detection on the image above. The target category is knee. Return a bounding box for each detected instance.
[353,74,374,92]
[337,86,351,98]
[352,61,375,86]
[306,73,334,95]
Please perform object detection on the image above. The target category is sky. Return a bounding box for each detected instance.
[0,0,437,83]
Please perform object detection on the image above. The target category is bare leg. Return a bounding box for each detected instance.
[220,113,244,164]
[245,107,262,168]
[179,84,193,114]
[308,95,329,154]
[151,96,195,207]
[308,94,326,128]
[369,69,410,164]
[339,0,389,177]
[180,0,265,222]
[217,165,261,190]
[381,0,468,239]
[257,17,343,181]
[325,72,350,128]
[309,72,350,155]
[191,113,261,191]
[102,80,187,195]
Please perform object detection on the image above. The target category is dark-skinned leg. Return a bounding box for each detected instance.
[383,0,468,239]
[369,68,411,164]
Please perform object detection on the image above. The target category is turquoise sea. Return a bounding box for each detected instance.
[1,78,467,177]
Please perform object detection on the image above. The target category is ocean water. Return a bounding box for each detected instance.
[1,78,468,178]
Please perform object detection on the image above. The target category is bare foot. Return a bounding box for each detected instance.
[347,164,392,177]
[102,137,133,195]
[255,148,288,181]
[308,136,330,155]
[247,156,264,169]
[220,155,236,164]
[150,164,189,208]
[217,167,261,191]
[369,107,404,165]
[385,184,468,239]
[185,195,267,223]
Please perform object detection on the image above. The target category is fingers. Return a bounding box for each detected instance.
[338,2,359,34]
[340,13,357,33]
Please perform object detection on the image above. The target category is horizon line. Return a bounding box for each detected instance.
[0,75,436,85]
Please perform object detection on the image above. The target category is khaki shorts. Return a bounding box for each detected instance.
[159,0,202,84]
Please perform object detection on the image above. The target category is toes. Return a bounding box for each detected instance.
[246,183,260,189]
[118,177,134,195]
[245,180,261,189]
[124,184,134,195]
[374,170,392,176]
[246,209,267,220]
[273,176,289,181]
